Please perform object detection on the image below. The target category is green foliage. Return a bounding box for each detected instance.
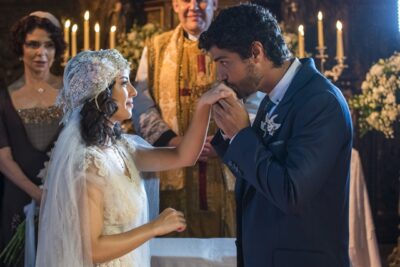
[0,219,26,266]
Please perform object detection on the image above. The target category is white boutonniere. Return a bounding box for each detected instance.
[260,114,281,137]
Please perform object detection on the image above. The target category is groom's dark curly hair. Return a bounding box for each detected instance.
[199,3,291,67]
[80,81,122,146]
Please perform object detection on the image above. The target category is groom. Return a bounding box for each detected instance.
[199,4,352,267]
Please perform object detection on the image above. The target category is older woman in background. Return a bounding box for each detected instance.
[0,11,65,266]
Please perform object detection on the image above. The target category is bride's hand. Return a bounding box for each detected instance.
[199,83,237,106]
[150,208,186,236]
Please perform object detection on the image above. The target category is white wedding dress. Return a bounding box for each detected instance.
[86,136,150,267]
[36,112,152,267]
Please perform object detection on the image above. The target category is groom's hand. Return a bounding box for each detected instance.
[213,96,250,139]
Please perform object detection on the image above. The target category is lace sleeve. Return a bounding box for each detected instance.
[84,147,110,190]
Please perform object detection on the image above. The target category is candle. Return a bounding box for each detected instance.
[110,25,116,49]
[64,19,71,60]
[95,23,100,51]
[298,25,305,58]
[336,20,344,61]
[71,24,78,57]
[84,11,90,50]
[317,11,324,48]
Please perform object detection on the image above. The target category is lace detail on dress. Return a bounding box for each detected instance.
[77,141,150,267]
[85,147,110,178]
[84,142,147,225]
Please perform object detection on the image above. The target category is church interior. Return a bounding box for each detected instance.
[0,0,399,266]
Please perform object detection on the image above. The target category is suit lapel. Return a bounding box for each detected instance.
[241,58,320,199]
[259,58,319,144]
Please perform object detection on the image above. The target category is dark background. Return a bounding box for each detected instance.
[0,0,399,264]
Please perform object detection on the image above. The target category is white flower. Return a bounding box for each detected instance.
[261,114,281,137]
[370,64,383,76]
[350,51,400,138]
[116,23,163,75]
[385,93,396,105]
[127,32,137,41]
[361,81,369,92]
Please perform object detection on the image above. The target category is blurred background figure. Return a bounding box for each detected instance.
[132,0,235,237]
[132,0,236,237]
[0,11,65,267]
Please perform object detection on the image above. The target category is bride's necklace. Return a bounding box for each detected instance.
[107,143,134,183]
[111,146,125,170]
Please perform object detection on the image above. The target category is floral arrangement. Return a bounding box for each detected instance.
[0,219,27,265]
[280,22,299,57]
[349,52,400,138]
[279,22,310,58]
[116,23,164,76]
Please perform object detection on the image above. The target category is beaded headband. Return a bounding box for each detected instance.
[58,49,130,121]
[29,11,61,28]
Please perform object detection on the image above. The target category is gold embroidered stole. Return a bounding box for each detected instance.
[149,25,216,190]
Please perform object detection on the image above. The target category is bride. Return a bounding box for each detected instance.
[35,49,233,267]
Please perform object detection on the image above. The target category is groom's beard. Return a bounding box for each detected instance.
[225,62,261,99]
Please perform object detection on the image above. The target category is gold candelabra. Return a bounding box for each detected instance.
[315,46,348,82]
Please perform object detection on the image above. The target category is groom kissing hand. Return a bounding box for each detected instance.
[200,3,353,267]
[211,84,250,140]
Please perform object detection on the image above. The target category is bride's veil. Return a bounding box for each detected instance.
[35,109,94,266]
[35,49,149,267]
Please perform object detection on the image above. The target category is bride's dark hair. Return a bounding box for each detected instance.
[80,81,122,146]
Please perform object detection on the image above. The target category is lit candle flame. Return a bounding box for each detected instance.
[110,25,116,33]
[72,24,78,32]
[95,23,100,32]
[298,25,304,36]
[336,20,343,31]
[65,19,71,28]
[318,11,323,21]
[84,11,89,21]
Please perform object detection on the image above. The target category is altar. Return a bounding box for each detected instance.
[150,238,236,267]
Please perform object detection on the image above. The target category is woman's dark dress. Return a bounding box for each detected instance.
[0,83,62,267]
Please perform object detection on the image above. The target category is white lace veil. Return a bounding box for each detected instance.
[35,110,92,266]
[36,50,130,267]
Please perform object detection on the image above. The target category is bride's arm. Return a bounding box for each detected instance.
[88,182,185,263]
[134,85,233,172]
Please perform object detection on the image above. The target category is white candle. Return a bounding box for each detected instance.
[64,19,71,60]
[298,25,305,58]
[84,11,90,50]
[336,20,344,60]
[95,23,100,51]
[317,11,324,49]
[71,24,78,57]
[110,25,116,49]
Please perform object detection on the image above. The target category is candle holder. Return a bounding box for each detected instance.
[324,57,348,82]
[315,46,347,82]
[315,46,328,73]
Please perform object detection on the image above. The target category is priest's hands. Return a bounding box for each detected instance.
[198,136,217,162]
[213,95,250,139]
[151,208,186,236]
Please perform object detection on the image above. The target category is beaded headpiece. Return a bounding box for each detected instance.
[58,49,130,121]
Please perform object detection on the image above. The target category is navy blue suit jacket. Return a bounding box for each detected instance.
[212,58,352,267]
